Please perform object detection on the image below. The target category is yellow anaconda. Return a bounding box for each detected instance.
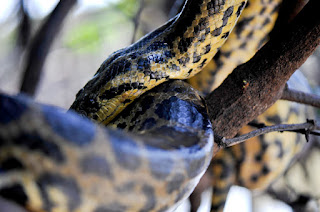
[70,0,246,124]
[0,0,249,211]
[0,81,213,212]
[188,0,311,211]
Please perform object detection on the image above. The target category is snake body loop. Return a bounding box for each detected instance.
[0,81,213,211]
[70,0,247,124]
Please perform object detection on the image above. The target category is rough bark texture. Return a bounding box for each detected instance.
[205,0,320,141]
[20,0,77,96]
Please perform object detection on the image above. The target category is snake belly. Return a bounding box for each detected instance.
[0,80,213,212]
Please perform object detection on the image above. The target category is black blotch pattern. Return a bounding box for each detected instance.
[250,174,259,182]
[37,173,81,211]
[0,184,28,206]
[178,57,191,66]
[259,7,267,15]
[223,51,232,58]
[275,140,284,158]
[262,164,270,175]
[222,6,234,27]
[140,185,156,211]
[193,54,202,63]
[205,44,211,54]
[13,133,65,163]
[80,155,113,179]
[116,122,127,129]
[262,18,271,27]
[100,83,147,100]
[165,0,204,48]
[199,59,208,68]
[0,157,24,171]
[266,114,282,124]
[111,95,155,128]
[212,27,223,37]
[236,1,246,17]
[239,42,247,49]
[116,182,136,193]
[221,31,230,39]
[166,173,185,194]
[178,37,194,53]
[213,158,233,179]
[255,153,262,162]
[140,118,157,131]
[148,151,174,179]
[211,200,226,211]
[271,4,280,14]
[235,17,254,37]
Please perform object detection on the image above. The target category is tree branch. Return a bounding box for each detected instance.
[19,0,77,96]
[16,0,30,49]
[205,0,320,144]
[131,0,145,43]
[215,120,320,148]
[281,85,320,108]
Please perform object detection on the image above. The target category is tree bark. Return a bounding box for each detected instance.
[205,0,320,145]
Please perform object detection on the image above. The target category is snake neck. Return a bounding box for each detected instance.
[70,0,247,124]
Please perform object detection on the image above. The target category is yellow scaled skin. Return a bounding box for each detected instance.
[71,0,247,124]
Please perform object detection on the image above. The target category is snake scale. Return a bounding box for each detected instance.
[0,0,311,211]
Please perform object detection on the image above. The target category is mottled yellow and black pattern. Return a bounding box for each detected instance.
[189,0,282,93]
[70,0,247,124]
[0,0,308,211]
[0,81,213,212]
[187,0,312,211]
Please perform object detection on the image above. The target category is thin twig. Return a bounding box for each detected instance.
[131,0,145,44]
[215,120,320,148]
[281,84,320,108]
[20,0,77,96]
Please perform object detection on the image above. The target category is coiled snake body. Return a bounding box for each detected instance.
[0,0,312,211]
[0,0,248,211]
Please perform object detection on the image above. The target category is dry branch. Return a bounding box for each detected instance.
[131,0,145,43]
[20,0,77,96]
[216,120,320,148]
[282,85,320,108]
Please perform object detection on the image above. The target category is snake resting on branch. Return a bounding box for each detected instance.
[0,0,312,211]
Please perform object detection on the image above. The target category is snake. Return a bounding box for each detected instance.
[187,0,312,211]
[0,0,248,211]
[0,0,311,211]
